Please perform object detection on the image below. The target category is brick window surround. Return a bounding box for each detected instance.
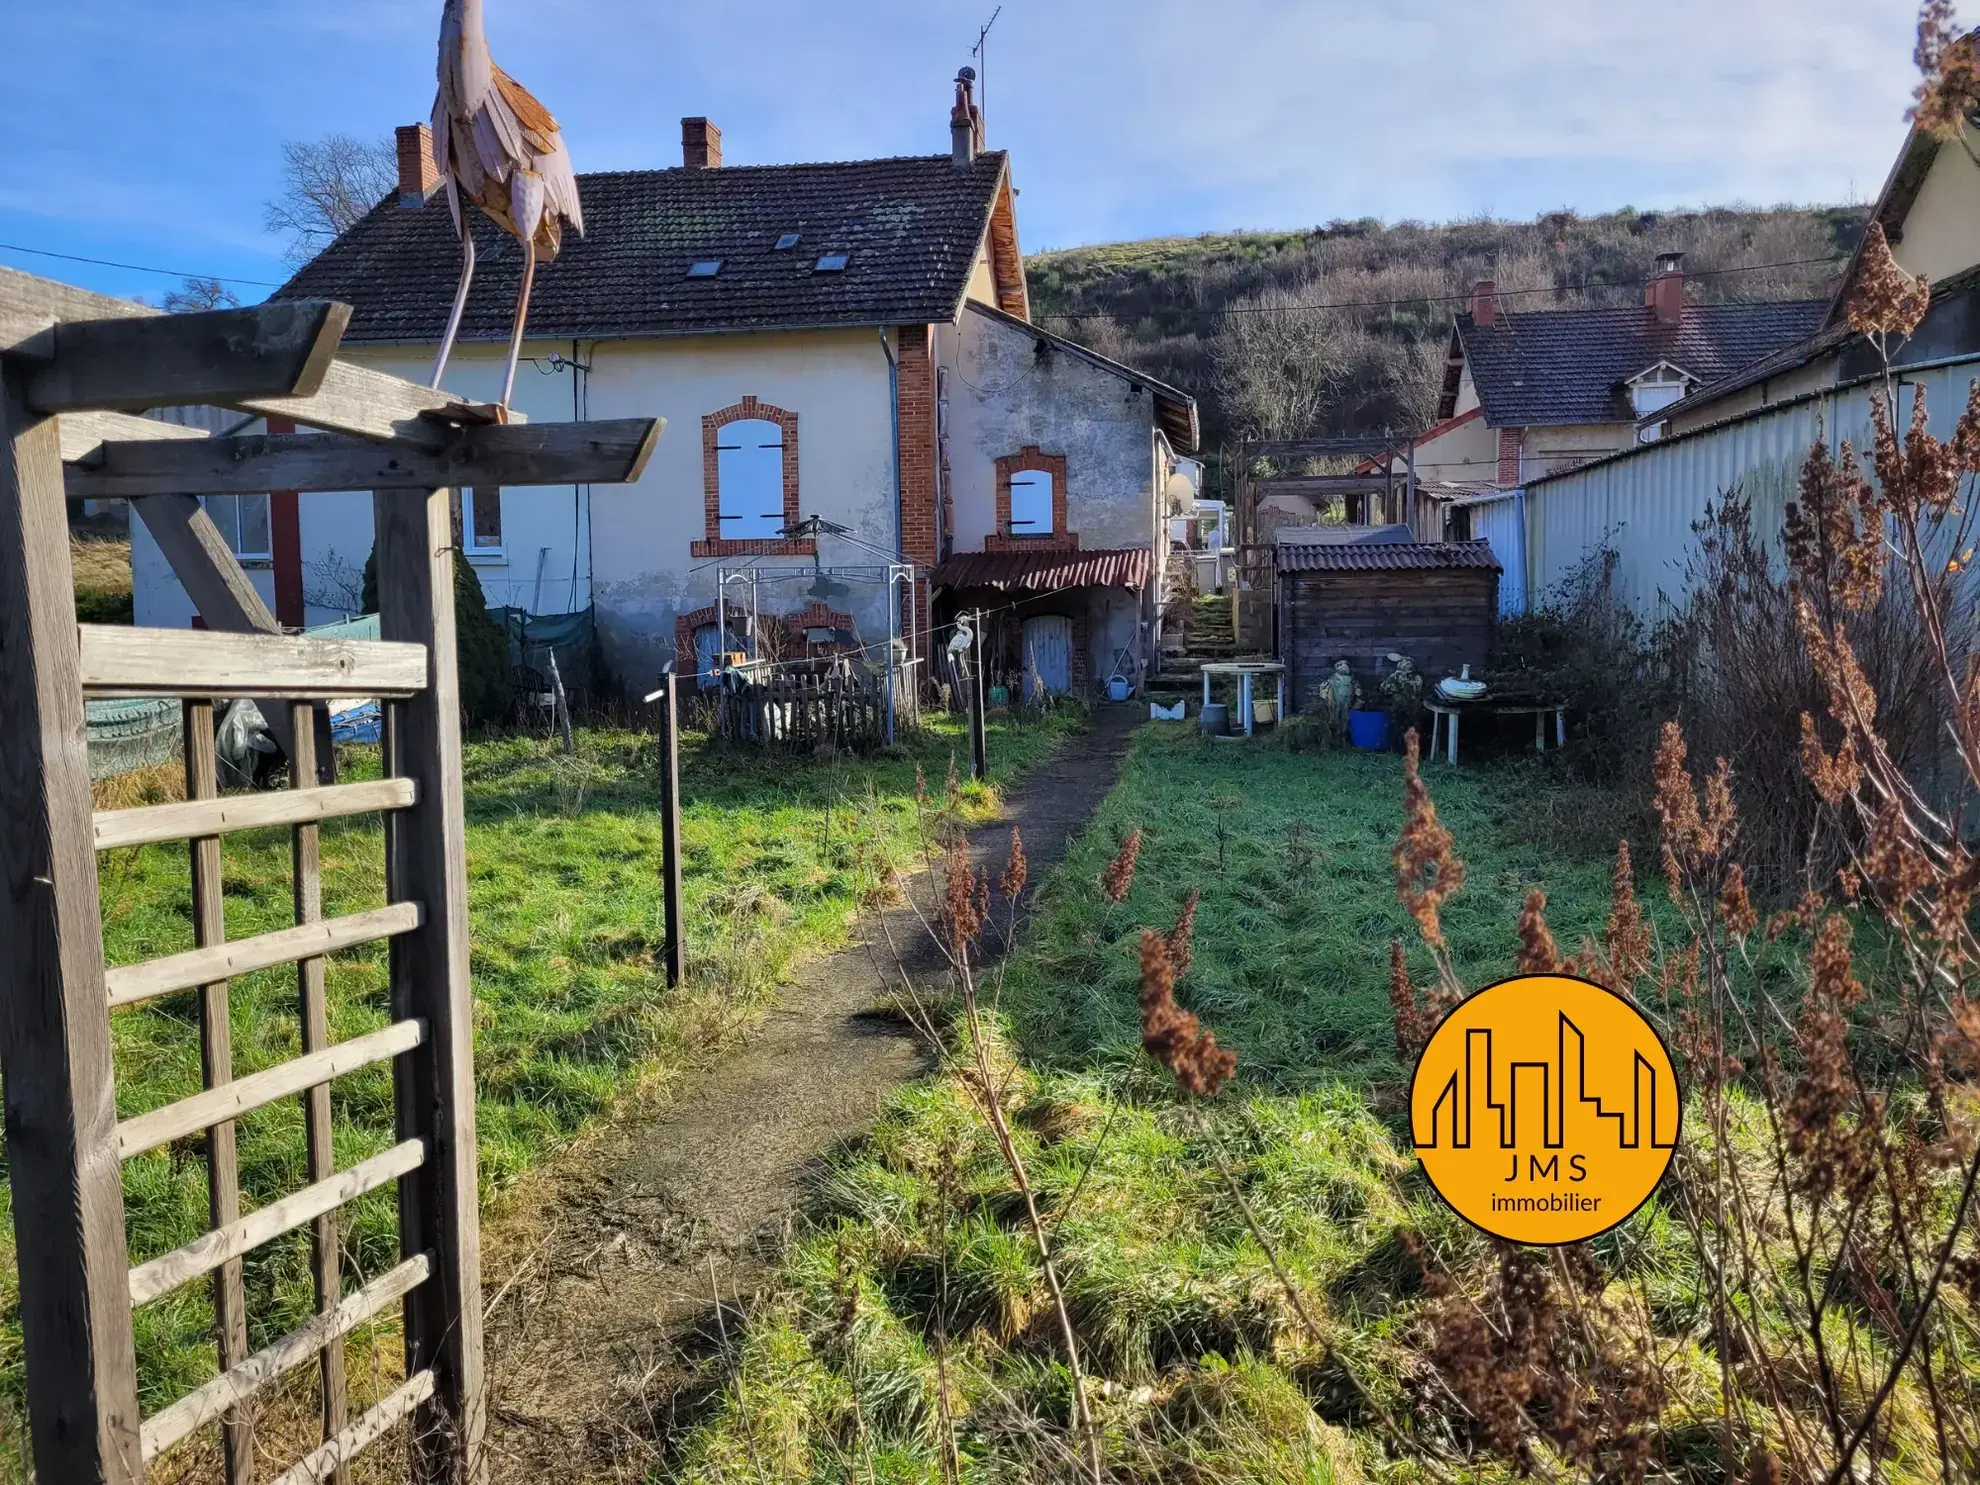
[988,447,1076,552]
[691,396,815,558]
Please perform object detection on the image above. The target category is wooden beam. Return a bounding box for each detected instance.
[61,410,210,465]
[377,486,488,1484]
[267,1371,437,1485]
[69,416,665,499]
[140,1255,430,1462]
[0,358,144,1482]
[235,360,514,450]
[27,301,348,414]
[80,625,429,700]
[2,265,508,446]
[126,493,301,760]
[94,776,416,851]
[128,1141,425,1306]
[182,701,254,1484]
[105,902,423,1009]
[118,1020,426,1159]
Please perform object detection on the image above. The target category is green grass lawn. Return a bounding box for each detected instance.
[673,727,1689,1483]
[0,710,1078,1443]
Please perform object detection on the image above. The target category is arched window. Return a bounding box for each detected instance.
[717,418,787,540]
[1008,468,1055,535]
[696,397,806,556]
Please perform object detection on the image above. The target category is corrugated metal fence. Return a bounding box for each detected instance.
[1494,354,1980,617]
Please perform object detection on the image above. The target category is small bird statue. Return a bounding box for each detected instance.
[429,0,584,409]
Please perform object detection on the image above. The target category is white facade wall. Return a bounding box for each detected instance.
[1521,355,1980,617]
[130,331,901,684]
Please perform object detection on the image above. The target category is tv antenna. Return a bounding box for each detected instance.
[972,6,1002,119]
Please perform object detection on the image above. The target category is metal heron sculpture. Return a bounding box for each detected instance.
[430,0,584,408]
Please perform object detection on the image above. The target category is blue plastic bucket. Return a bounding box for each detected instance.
[1348,709,1389,751]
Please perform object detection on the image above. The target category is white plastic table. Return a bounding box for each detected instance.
[1201,661,1286,737]
[1425,701,1566,764]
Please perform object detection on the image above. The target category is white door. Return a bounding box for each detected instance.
[1022,615,1073,700]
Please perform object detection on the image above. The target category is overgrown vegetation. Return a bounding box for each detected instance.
[0,711,1078,1467]
[1029,205,1863,458]
[670,731,1662,1482]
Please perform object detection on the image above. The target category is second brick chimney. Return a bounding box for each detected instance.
[1469,280,1497,327]
[1645,251,1685,326]
[951,68,983,168]
[683,117,722,170]
[397,124,440,206]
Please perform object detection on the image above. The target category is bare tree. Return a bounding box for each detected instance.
[264,134,397,265]
[1210,279,1350,442]
[160,277,240,313]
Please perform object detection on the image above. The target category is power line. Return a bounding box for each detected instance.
[0,240,283,289]
[1032,254,1849,323]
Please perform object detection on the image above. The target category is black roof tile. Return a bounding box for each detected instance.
[1456,300,1827,427]
[273,152,1011,343]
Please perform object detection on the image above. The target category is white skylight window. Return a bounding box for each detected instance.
[814,253,850,272]
[686,259,723,278]
[774,232,802,250]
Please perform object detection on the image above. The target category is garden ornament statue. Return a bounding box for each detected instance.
[1381,653,1423,714]
[430,0,586,410]
[1326,660,1360,738]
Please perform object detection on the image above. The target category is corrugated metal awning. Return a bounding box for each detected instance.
[929,547,1152,592]
[1275,540,1501,573]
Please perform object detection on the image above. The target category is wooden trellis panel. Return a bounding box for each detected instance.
[0,265,662,1485]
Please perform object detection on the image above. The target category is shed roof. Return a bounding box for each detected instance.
[273,152,1012,343]
[1445,300,1827,427]
[1276,540,1501,573]
[929,547,1152,592]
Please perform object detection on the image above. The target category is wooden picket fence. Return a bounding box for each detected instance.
[714,663,919,750]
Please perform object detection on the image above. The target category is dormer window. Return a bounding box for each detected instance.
[1628,361,1694,418]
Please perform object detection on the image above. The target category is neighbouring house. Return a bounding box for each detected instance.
[130,75,1196,698]
[1410,261,1827,487]
[1651,118,1980,438]
[1275,539,1500,712]
[1469,99,1980,621]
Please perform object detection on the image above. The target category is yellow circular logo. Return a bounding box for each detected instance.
[1410,974,1680,1244]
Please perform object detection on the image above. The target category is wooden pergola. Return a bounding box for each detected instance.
[0,265,661,1485]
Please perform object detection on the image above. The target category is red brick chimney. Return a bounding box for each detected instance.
[396,124,439,206]
[1469,280,1497,327]
[1645,251,1685,326]
[682,117,722,170]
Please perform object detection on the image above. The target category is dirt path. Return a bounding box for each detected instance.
[481,709,1139,1481]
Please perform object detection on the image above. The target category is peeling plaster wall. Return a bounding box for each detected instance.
[938,306,1161,554]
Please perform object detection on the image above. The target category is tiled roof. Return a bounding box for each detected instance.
[929,547,1152,592]
[273,153,1012,343]
[1455,300,1827,427]
[1276,540,1500,573]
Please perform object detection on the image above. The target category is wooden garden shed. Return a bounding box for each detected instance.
[1276,539,1500,711]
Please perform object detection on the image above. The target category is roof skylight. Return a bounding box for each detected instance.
[814,253,850,272]
[686,259,723,278]
[774,232,801,251]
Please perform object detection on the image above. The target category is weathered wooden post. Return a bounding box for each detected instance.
[645,667,687,988]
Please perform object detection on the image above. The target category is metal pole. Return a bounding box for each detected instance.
[644,669,686,989]
[970,608,988,782]
[885,570,898,747]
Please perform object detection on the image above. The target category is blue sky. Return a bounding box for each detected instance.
[0,0,1929,304]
